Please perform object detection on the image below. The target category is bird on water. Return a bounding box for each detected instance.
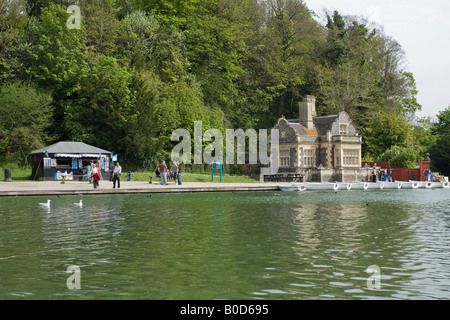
[39,200,51,207]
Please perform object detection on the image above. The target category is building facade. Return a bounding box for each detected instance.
[267,95,368,182]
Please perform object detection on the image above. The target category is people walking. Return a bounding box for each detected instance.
[158,161,168,185]
[113,162,122,188]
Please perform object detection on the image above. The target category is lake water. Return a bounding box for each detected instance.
[0,189,449,300]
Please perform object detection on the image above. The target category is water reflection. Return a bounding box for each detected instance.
[0,190,449,299]
[26,196,125,298]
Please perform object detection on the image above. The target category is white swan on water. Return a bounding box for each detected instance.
[39,200,51,207]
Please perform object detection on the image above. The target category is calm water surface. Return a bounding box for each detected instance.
[0,189,449,300]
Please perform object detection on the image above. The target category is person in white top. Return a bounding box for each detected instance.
[113,162,122,188]
[92,163,100,188]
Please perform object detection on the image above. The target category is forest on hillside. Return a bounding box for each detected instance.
[0,0,449,175]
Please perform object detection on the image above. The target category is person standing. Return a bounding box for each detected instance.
[88,160,94,183]
[171,161,178,184]
[113,162,122,188]
[158,161,168,185]
[92,162,100,189]
[177,162,182,185]
[424,169,430,182]
[109,161,115,182]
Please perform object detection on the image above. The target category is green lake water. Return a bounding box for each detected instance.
[0,189,449,300]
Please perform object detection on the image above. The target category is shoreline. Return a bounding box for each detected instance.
[0,180,283,197]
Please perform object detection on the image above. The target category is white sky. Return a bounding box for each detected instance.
[305,0,450,118]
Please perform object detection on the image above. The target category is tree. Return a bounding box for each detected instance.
[315,13,382,120]
[0,82,53,163]
[378,145,420,168]
[28,3,88,90]
[133,0,198,28]
[363,111,414,159]
[25,0,74,16]
[122,69,225,168]
[27,3,89,139]
[313,12,421,129]
[411,116,437,160]
[0,0,31,82]
[80,0,123,57]
[184,0,247,126]
[429,106,450,176]
[255,0,320,120]
[1,0,27,28]
[64,55,135,150]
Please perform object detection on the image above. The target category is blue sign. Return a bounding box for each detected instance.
[211,160,222,183]
[72,157,78,169]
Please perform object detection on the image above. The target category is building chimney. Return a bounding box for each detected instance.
[299,95,316,130]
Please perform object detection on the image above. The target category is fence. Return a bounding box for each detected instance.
[361,161,431,182]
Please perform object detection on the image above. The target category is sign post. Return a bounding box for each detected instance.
[211,160,222,183]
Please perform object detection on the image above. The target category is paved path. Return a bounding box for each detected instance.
[0,180,284,197]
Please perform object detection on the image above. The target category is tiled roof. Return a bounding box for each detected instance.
[30,142,111,155]
[287,115,337,136]
[312,115,338,135]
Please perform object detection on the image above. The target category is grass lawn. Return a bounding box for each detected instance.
[0,166,260,183]
[130,171,260,183]
[0,166,32,181]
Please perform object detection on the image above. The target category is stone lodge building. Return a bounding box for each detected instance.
[265,95,368,182]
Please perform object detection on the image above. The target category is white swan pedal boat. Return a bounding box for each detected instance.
[296,183,339,191]
[279,181,449,192]
[279,184,307,192]
[397,181,419,189]
[351,182,369,191]
[409,181,448,189]
[337,182,352,190]
[381,182,402,189]
[428,181,448,189]
[366,182,383,190]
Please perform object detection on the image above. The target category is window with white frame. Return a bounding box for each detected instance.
[339,123,348,135]
[280,150,290,167]
[343,150,359,166]
[303,149,314,167]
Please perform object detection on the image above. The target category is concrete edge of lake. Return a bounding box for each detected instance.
[0,181,284,197]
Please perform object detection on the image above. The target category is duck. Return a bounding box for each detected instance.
[74,199,83,207]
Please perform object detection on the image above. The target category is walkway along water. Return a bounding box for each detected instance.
[0,181,282,197]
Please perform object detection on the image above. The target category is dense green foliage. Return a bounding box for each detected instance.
[0,0,447,173]
[429,106,450,176]
[0,81,53,163]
